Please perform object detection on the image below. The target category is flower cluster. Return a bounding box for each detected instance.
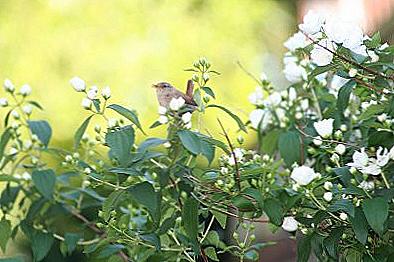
[70,76,111,110]
[156,97,192,129]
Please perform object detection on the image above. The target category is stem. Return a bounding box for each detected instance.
[381,172,390,189]
[200,215,215,244]
[217,119,241,191]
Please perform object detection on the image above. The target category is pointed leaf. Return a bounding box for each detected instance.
[362,197,388,235]
[27,120,52,148]
[107,104,145,134]
[32,169,56,199]
[74,115,94,149]
[206,104,247,132]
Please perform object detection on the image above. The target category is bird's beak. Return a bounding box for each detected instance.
[152,84,158,88]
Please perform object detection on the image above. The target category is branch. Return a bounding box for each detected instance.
[301,30,394,82]
[217,118,241,191]
[236,61,261,85]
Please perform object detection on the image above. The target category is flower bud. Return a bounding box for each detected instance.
[19,84,32,96]
[81,98,92,110]
[101,86,111,99]
[11,110,20,119]
[22,105,32,115]
[340,124,347,132]
[348,68,357,77]
[70,76,86,92]
[94,124,101,133]
[0,98,8,107]
[237,135,244,144]
[3,79,15,93]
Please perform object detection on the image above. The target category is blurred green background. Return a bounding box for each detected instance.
[0,0,295,147]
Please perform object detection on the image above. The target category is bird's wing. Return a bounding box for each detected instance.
[174,88,197,106]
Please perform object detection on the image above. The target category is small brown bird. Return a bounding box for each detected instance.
[152,80,197,111]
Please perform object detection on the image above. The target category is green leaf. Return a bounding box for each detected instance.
[244,249,259,261]
[231,195,256,212]
[202,86,215,99]
[177,130,215,163]
[27,120,52,148]
[105,125,135,166]
[102,191,124,221]
[324,227,343,258]
[27,101,44,110]
[0,257,25,262]
[260,129,281,155]
[362,197,388,235]
[345,249,363,262]
[128,182,161,224]
[278,131,301,166]
[22,225,54,262]
[206,104,247,132]
[204,247,219,261]
[74,115,94,149]
[297,234,312,262]
[359,104,385,121]
[178,130,201,155]
[138,138,167,152]
[263,198,284,226]
[0,219,11,252]
[349,207,368,244]
[32,169,56,199]
[0,128,12,161]
[211,210,227,229]
[182,198,199,244]
[64,233,80,255]
[327,199,355,217]
[107,104,145,134]
[337,80,355,113]
[308,64,337,80]
[141,233,161,251]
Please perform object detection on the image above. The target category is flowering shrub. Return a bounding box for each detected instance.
[0,11,394,262]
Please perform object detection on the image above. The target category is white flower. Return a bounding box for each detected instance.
[313,118,334,138]
[22,105,32,115]
[361,161,381,176]
[335,144,346,155]
[389,146,394,160]
[323,192,333,202]
[300,99,309,110]
[249,109,272,130]
[81,98,92,109]
[339,213,348,221]
[288,87,297,101]
[284,32,308,51]
[4,79,15,92]
[324,181,333,190]
[163,142,171,148]
[264,92,282,107]
[19,84,32,96]
[283,62,306,83]
[367,50,379,62]
[158,115,169,124]
[158,106,167,115]
[379,43,389,50]
[87,86,98,99]
[84,167,91,174]
[311,39,335,66]
[299,10,325,35]
[359,181,374,191]
[9,148,18,155]
[70,76,86,92]
[182,112,192,123]
[248,87,264,106]
[347,148,369,169]
[376,147,389,167]
[220,167,229,174]
[11,110,19,119]
[313,137,323,146]
[291,166,318,185]
[377,113,387,122]
[0,98,8,107]
[23,140,33,150]
[348,69,357,78]
[281,216,298,232]
[21,172,31,180]
[169,97,185,111]
[101,86,111,99]
[233,148,244,160]
[185,122,192,129]
[107,118,118,128]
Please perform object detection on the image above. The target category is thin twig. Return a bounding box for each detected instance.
[217,118,241,191]
[301,30,394,82]
[236,61,261,85]
[294,125,361,149]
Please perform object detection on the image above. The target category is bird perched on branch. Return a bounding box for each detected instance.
[152,80,197,112]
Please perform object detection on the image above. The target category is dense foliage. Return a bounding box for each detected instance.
[0,11,394,262]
